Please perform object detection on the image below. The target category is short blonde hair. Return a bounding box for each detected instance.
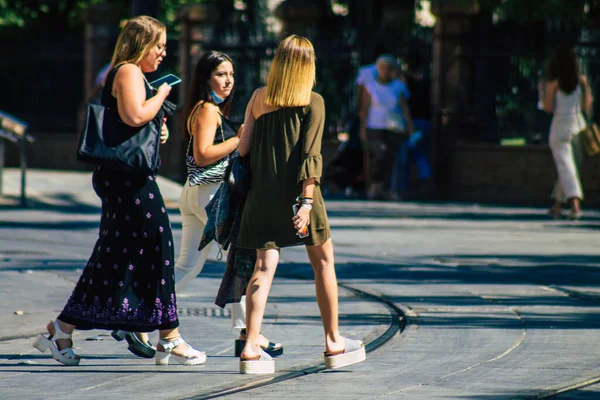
[265,35,316,107]
[109,16,166,69]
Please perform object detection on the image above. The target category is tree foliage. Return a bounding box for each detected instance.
[0,0,217,29]
[0,0,130,28]
[458,0,591,24]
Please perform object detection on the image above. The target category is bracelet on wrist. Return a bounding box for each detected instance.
[296,196,314,203]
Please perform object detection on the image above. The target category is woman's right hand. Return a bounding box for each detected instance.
[157,83,172,99]
[236,124,244,139]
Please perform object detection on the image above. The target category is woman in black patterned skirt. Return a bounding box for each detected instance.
[32,16,205,366]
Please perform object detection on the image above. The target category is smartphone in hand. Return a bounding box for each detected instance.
[149,74,182,88]
[292,204,309,238]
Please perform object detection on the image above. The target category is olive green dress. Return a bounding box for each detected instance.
[237,92,331,249]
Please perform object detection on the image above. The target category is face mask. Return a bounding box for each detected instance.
[211,90,225,104]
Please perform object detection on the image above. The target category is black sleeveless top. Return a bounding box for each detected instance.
[102,65,156,114]
[101,64,164,172]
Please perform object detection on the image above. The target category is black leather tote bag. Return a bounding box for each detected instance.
[77,66,162,174]
[77,104,161,173]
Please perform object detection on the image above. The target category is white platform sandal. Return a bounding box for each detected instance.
[324,337,366,369]
[239,349,274,374]
[155,337,206,365]
[33,320,81,366]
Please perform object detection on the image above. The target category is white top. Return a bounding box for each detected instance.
[550,85,586,138]
[554,85,582,117]
[356,64,377,86]
[364,78,410,129]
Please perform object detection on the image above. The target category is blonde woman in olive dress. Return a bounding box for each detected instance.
[236,34,366,374]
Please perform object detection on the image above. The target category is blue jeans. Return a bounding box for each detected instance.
[390,119,432,194]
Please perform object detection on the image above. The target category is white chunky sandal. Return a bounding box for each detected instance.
[155,337,206,365]
[33,320,81,366]
[239,349,274,374]
[323,337,366,369]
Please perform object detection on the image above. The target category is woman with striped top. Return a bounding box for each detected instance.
[174,51,282,354]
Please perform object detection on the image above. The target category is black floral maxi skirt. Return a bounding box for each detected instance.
[58,166,179,332]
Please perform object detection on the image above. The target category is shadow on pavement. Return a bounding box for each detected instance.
[327,206,600,223]
[0,192,180,214]
[0,219,183,231]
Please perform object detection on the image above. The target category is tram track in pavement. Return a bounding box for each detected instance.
[372,259,600,399]
[183,260,600,400]
[182,283,407,400]
[2,252,598,398]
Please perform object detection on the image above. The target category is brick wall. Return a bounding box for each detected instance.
[450,142,600,207]
[10,134,597,207]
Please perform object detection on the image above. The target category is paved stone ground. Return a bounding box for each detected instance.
[0,169,599,400]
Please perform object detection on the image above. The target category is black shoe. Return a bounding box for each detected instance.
[235,329,284,358]
[111,330,156,359]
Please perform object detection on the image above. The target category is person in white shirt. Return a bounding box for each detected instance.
[359,55,414,199]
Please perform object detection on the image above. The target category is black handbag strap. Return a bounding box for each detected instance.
[101,65,123,108]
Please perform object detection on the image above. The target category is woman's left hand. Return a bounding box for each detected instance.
[292,206,311,234]
[160,117,169,144]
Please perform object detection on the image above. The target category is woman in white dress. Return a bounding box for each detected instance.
[541,46,592,220]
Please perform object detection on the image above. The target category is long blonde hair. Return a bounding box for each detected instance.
[265,35,316,107]
[109,16,166,69]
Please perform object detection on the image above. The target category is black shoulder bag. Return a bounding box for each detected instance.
[77,66,164,173]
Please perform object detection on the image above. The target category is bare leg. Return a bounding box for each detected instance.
[137,332,150,344]
[240,248,279,358]
[552,200,562,211]
[233,297,274,348]
[570,197,581,212]
[305,238,344,354]
[52,319,75,350]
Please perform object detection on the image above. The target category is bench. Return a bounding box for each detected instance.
[0,111,35,206]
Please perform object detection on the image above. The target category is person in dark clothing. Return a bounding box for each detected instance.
[390,45,433,199]
[33,15,205,367]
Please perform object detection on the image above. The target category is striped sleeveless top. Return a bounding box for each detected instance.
[185,103,237,186]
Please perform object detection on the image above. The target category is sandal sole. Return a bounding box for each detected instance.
[239,359,275,374]
[324,346,366,369]
[125,334,155,358]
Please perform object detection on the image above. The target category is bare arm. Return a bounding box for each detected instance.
[581,75,593,117]
[238,89,260,157]
[301,178,315,198]
[399,94,415,134]
[355,84,365,115]
[113,64,171,127]
[192,104,240,167]
[542,80,558,114]
[359,88,371,143]
[292,178,316,235]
